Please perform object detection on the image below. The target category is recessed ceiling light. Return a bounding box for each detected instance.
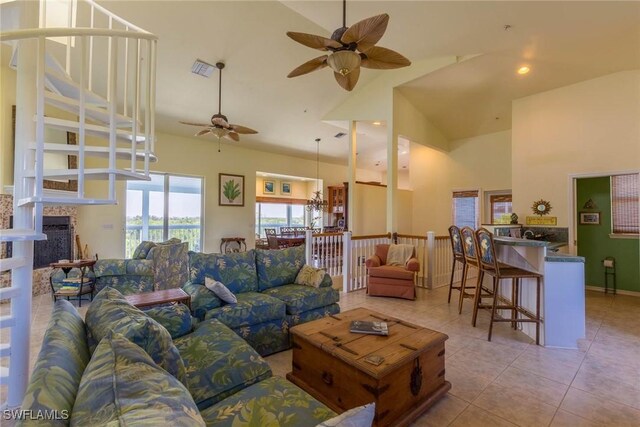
[517,66,530,75]
[372,121,381,126]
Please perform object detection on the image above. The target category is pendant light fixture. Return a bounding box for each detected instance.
[306,138,329,212]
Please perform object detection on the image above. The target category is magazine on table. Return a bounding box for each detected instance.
[349,320,389,336]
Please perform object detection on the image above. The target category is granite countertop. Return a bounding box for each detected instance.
[494,236,550,247]
[545,253,585,263]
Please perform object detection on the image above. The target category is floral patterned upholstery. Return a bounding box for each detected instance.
[143,303,194,339]
[255,246,305,291]
[132,240,157,259]
[476,228,496,266]
[184,281,223,320]
[232,318,291,356]
[85,287,187,385]
[200,376,336,427]
[152,241,189,290]
[189,250,258,293]
[19,300,90,427]
[92,259,154,295]
[173,318,272,410]
[71,332,205,426]
[286,303,341,328]
[449,225,464,257]
[262,284,340,315]
[204,292,286,329]
[460,226,478,260]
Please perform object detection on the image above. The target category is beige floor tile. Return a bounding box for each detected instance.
[450,404,517,427]
[264,349,292,378]
[409,393,468,427]
[571,361,640,410]
[586,340,640,368]
[473,383,557,427]
[493,366,569,406]
[560,387,640,426]
[511,346,585,385]
[550,410,600,427]
[445,364,495,403]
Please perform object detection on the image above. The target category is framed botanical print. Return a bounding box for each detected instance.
[263,180,275,195]
[579,211,600,225]
[219,173,244,206]
[281,182,292,196]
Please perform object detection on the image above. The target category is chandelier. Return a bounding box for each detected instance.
[306,138,329,212]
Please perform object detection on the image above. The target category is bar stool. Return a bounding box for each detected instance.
[473,228,543,345]
[447,225,465,304]
[457,227,482,314]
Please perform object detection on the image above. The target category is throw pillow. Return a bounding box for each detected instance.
[205,276,238,304]
[132,240,156,259]
[316,403,375,427]
[295,265,326,288]
[71,332,205,426]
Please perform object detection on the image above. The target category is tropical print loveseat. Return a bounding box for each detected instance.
[183,245,341,356]
[18,288,336,426]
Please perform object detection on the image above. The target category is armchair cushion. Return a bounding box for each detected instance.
[406,257,420,272]
[368,265,415,281]
[365,255,382,269]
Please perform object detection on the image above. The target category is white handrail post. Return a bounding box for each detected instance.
[342,231,352,293]
[305,229,313,265]
[426,231,435,290]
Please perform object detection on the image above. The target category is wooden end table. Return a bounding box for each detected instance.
[287,307,450,427]
[124,288,191,310]
[49,259,96,307]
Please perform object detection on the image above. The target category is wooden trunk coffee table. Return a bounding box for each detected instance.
[287,307,450,427]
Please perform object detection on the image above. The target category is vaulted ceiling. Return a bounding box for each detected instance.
[99,1,640,167]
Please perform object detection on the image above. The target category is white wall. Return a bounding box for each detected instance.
[512,70,640,226]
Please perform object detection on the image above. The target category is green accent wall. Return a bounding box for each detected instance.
[577,177,639,292]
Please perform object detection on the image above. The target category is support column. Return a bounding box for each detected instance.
[386,124,398,233]
[347,121,357,232]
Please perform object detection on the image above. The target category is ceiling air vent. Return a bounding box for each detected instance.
[191,59,215,78]
[334,132,347,138]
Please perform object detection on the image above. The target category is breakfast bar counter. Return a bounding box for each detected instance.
[493,237,585,349]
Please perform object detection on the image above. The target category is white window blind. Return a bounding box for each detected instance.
[490,194,513,224]
[452,190,479,228]
[612,174,639,234]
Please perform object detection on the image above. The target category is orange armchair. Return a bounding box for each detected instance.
[365,244,420,300]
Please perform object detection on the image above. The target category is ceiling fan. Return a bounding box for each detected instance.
[180,62,257,149]
[286,0,411,91]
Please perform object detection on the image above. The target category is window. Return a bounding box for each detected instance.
[490,194,513,224]
[125,173,203,257]
[256,202,306,237]
[452,190,479,228]
[611,174,639,235]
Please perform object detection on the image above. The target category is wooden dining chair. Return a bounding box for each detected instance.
[264,228,279,249]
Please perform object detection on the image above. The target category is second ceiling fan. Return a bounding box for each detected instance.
[286,0,411,91]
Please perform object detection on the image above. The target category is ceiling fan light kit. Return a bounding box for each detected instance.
[286,0,411,91]
[179,61,257,151]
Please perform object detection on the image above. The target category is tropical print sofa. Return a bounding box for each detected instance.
[183,245,341,356]
[19,288,336,426]
[50,238,189,296]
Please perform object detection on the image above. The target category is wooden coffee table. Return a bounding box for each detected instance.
[287,307,450,427]
[124,288,191,310]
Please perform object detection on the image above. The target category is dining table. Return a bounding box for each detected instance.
[276,235,305,248]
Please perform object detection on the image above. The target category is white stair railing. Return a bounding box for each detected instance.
[0,0,157,409]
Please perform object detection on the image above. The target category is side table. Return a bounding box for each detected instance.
[124,288,191,310]
[220,237,247,253]
[49,259,96,307]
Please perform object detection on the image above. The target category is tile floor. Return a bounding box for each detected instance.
[1,286,639,426]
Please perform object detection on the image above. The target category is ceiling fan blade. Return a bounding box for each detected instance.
[334,67,360,91]
[287,55,329,78]
[180,121,211,127]
[195,129,211,137]
[360,46,411,69]
[287,32,342,51]
[341,14,389,53]
[230,124,258,134]
[212,117,229,128]
[224,132,240,142]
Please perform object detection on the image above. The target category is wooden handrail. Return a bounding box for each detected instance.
[435,236,449,240]
[1,28,158,42]
[312,232,343,238]
[396,233,427,240]
[351,233,392,241]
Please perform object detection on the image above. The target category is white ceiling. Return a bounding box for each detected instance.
[96,1,640,166]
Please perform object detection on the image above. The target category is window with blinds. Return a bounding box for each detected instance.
[611,174,639,234]
[490,194,513,224]
[452,190,479,228]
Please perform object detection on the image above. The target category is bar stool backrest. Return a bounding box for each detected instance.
[460,226,479,264]
[448,225,464,260]
[476,228,500,274]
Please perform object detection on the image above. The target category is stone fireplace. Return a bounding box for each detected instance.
[1,194,79,297]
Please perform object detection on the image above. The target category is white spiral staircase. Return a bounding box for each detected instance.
[0,0,157,408]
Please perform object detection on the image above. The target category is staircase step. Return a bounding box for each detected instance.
[31,143,157,162]
[0,229,47,242]
[24,168,151,181]
[0,287,19,300]
[45,68,107,106]
[16,197,118,207]
[0,366,7,385]
[43,117,149,144]
[0,258,25,273]
[45,92,137,128]
[0,343,10,358]
[0,315,16,329]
